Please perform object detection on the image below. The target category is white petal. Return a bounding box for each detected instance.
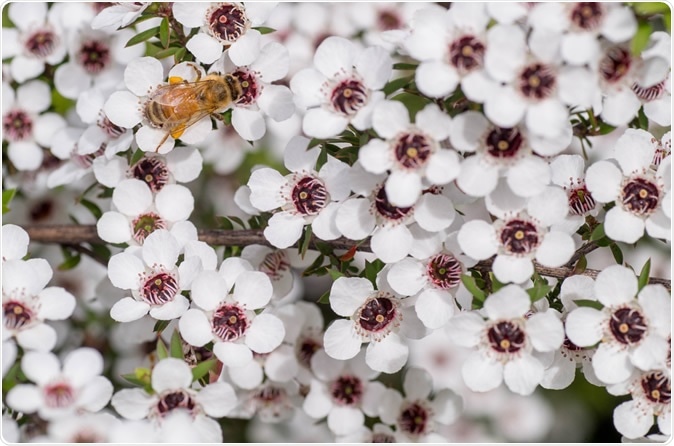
[155,184,194,222]
[264,346,299,382]
[359,139,392,174]
[135,125,174,154]
[213,342,252,368]
[503,354,544,395]
[601,6,638,43]
[638,284,671,336]
[595,264,638,307]
[37,287,75,320]
[457,219,498,261]
[312,202,342,241]
[303,380,333,419]
[103,91,143,128]
[142,229,180,267]
[16,324,56,352]
[195,382,237,417]
[614,128,656,175]
[165,146,203,183]
[456,156,499,197]
[17,80,51,113]
[526,312,564,352]
[327,406,365,436]
[372,100,410,140]
[6,385,42,414]
[257,84,294,122]
[371,225,413,263]
[247,168,287,211]
[585,160,622,203]
[191,270,227,311]
[245,313,285,353]
[112,179,152,216]
[7,142,43,171]
[485,284,531,319]
[605,207,646,244]
[186,33,223,65]
[107,253,144,290]
[313,36,355,78]
[251,42,289,82]
[302,108,348,139]
[484,86,526,128]
[445,312,485,347]
[10,57,45,83]
[219,257,254,289]
[415,289,455,329]
[228,30,261,66]
[416,61,459,98]
[355,45,392,90]
[21,351,60,385]
[234,271,272,310]
[527,186,569,227]
[336,198,375,240]
[535,231,575,268]
[565,307,604,347]
[630,335,669,371]
[111,389,154,420]
[63,348,104,388]
[263,212,305,249]
[387,258,426,296]
[232,107,266,141]
[125,57,164,97]
[416,103,453,141]
[461,352,503,392]
[1,224,29,261]
[601,90,641,126]
[385,171,422,207]
[330,277,374,317]
[178,309,213,347]
[365,333,408,373]
[425,150,461,185]
[110,297,150,322]
[449,111,489,152]
[228,361,264,390]
[561,33,599,65]
[613,401,653,440]
[151,357,192,392]
[526,100,568,139]
[431,389,462,425]
[592,343,633,384]
[172,2,210,27]
[507,156,551,198]
[323,319,362,360]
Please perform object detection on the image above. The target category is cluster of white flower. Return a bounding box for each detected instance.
[2,2,671,443]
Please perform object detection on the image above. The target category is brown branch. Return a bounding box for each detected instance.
[22,224,670,290]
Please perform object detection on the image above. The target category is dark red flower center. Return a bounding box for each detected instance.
[141,272,179,305]
[393,132,434,169]
[330,78,369,116]
[3,110,33,142]
[374,186,414,221]
[232,69,261,106]
[24,29,58,58]
[98,113,126,138]
[132,157,169,193]
[600,46,632,84]
[157,390,197,416]
[208,3,248,44]
[397,401,430,436]
[330,375,363,406]
[500,219,540,255]
[570,3,604,30]
[621,177,660,216]
[449,35,486,74]
[78,40,110,75]
[485,127,524,160]
[568,185,596,216]
[427,253,462,289]
[632,80,667,102]
[132,212,167,244]
[519,63,556,100]
[3,301,34,331]
[357,294,398,333]
[44,382,75,408]
[259,250,291,281]
[609,307,647,345]
[488,321,526,353]
[212,304,249,342]
[641,371,671,404]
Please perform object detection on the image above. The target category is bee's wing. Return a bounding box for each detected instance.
[149,80,224,135]
[148,79,220,107]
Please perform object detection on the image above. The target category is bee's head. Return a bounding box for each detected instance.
[224,73,243,102]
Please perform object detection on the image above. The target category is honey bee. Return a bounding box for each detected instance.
[144,69,242,151]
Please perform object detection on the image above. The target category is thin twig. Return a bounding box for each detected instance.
[22,224,671,290]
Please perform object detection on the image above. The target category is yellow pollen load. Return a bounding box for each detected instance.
[652,389,661,399]
[229,315,237,324]
[13,306,23,315]
[145,174,153,182]
[639,189,648,198]
[497,140,509,151]
[343,88,353,98]
[529,75,541,88]
[154,278,162,286]
[299,191,308,200]
[500,339,511,349]
[375,314,385,323]
[406,147,418,158]
[514,230,525,240]
[619,323,629,333]
[462,45,473,56]
[168,76,183,85]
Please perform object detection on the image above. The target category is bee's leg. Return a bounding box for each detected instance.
[155,131,171,153]
[170,124,186,140]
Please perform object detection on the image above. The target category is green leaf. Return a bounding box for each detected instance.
[393,62,418,70]
[589,224,606,241]
[298,226,313,259]
[383,76,413,96]
[609,243,624,264]
[637,107,649,130]
[254,26,276,35]
[153,320,170,333]
[363,259,385,286]
[526,283,552,302]
[154,46,182,60]
[461,274,486,303]
[216,216,234,230]
[58,249,81,271]
[174,47,187,63]
[170,330,183,358]
[302,254,326,277]
[317,289,330,304]
[572,254,588,275]
[631,21,653,55]
[328,269,344,281]
[221,108,233,125]
[2,189,17,214]
[159,17,170,48]
[80,198,102,220]
[192,359,218,381]
[489,273,505,292]
[126,26,160,47]
[638,258,651,291]
[121,373,148,388]
[574,299,603,310]
[156,338,169,360]
[631,2,671,15]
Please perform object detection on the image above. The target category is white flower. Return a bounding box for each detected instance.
[228,379,300,424]
[111,357,236,443]
[199,121,252,175]
[652,131,672,169]
[2,3,67,82]
[103,59,214,153]
[247,136,350,248]
[179,258,285,368]
[458,186,575,284]
[359,101,460,207]
[549,154,599,233]
[75,88,134,158]
[565,265,671,385]
[96,178,196,246]
[337,423,397,443]
[528,3,636,65]
[210,39,295,141]
[303,348,384,436]
[2,224,29,262]
[227,344,299,390]
[2,80,66,171]
[585,128,671,243]
[2,259,75,351]
[46,124,105,189]
[91,3,149,32]
[449,111,569,198]
[107,230,200,322]
[378,368,462,442]
[173,2,277,65]
[240,245,295,302]
[322,276,425,374]
[6,348,113,419]
[403,3,490,99]
[54,26,144,100]
[93,148,203,190]
[612,366,671,439]
[291,36,392,138]
[446,285,565,395]
[40,412,121,443]
[633,33,671,127]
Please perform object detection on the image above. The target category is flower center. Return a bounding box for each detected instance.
[487,321,526,354]
[78,40,110,75]
[232,69,260,106]
[296,333,322,368]
[562,335,585,352]
[374,185,414,221]
[72,144,106,169]
[3,110,33,142]
[652,137,671,167]
[356,293,400,337]
[131,212,167,244]
[377,9,403,31]
[329,78,369,116]
[485,127,524,160]
[609,307,647,345]
[253,384,287,409]
[330,375,364,406]
[393,132,434,169]
[600,46,632,84]
[97,113,126,138]
[641,371,671,404]
[3,301,34,331]
[259,250,291,281]
[570,2,604,30]
[371,433,396,443]
[156,390,197,417]
[632,80,667,102]
[44,382,76,408]
[621,177,660,216]
[131,157,169,193]
[448,35,486,74]
[518,63,556,100]
[211,304,249,342]
[24,29,58,58]
[568,185,596,216]
[141,272,179,306]
[397,401,430,437]
[207,2,248,45]
[291,176,329,216]
[426,253,462,289]
[499,219,540,255]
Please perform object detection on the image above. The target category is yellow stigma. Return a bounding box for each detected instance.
[375,314,385,323]
[406,147,418,158]
[581,6,593,17]
[343,88,353,98]
[154,278,162,286]
[652,389,661,400]
[13,306,23,315]
[145,174,153,182]
[500,339,511,350]
[299,191,308,200]
[514,230,525,240]
[461,45,473,56]
[639,189,648,198]
[241,81,249,88]
[345,386,352,395]
[497,140,509,151]
[229,315,237,324]
[414,416,423,425]
[619,323,629,333]
[529,75,541,88]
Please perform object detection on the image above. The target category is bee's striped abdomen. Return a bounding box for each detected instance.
[144,100,175,129]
